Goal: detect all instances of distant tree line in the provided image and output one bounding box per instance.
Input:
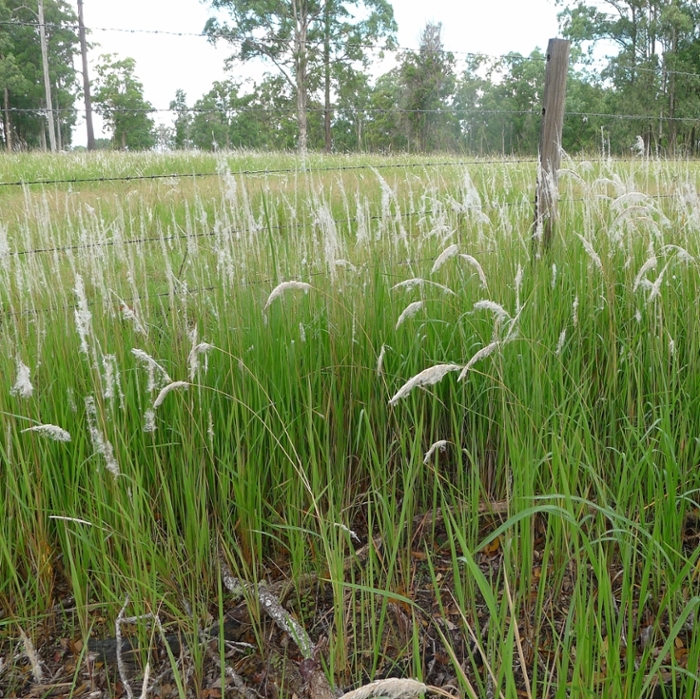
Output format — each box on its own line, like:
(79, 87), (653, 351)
(1, 0), (700, 155)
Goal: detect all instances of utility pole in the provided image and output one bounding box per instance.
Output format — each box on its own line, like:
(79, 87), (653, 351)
(38, 0), (57, 152)
(533, 38), (570, 252)
(77, 0), (95, 150)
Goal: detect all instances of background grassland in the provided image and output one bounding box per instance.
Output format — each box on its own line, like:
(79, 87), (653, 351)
(1, 151), (700, 698)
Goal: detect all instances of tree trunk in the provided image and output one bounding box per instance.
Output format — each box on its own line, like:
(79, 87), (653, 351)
(323, 0), (332, 153)
(78, 0), (96, 150)
(38, 0), (57, 152)
(293, 0), (309, 155)
(667, 23), (678, 157)
(56, 96), (62, 150)
(631, 6), (637, 83)
(4, 87), (11, 152)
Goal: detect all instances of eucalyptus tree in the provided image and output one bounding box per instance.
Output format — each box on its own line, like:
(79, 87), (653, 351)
(202, 0), (396, 154)
(0, 0), (79, 150)
(170, 88), (192, 150)
(556, 0), (700, 153)
(92, 55), (155, 150)
(398, 22), (458, 152)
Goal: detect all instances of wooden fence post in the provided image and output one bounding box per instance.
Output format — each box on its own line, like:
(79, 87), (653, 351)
(534, 38), (570, 252)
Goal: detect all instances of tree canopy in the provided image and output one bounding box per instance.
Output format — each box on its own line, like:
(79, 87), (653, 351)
(0, 0), (79, 150)
(2, 0), (700, 155)
(202, 0), (396, 153)
(92, 55), (155, 150)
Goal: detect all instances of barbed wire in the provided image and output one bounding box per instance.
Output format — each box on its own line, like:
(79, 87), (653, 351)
(8, 106), (543, 116)
(4, 208), (437, 259)
(611, 64), (700, 81)
(0, 157), (540, 189)
(8, 17), (700, 82)
(0, 19), (546, 62)
(10, 103), (700, 127)
(0, 188), (681, 263)
(1, 244), (502, 320)
(565, 111), (700, 123)
(2, 152), (697, 190)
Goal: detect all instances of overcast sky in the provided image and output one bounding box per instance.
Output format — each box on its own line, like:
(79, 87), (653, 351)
(76, 0), (562, 145)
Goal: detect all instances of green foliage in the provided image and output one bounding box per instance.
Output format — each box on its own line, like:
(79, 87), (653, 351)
(557, 0), (700, 154)
(3, 152), (700, 695)
(92, 54), (155, 150)
(170, 88), (192, 150)
(203, 0), (396, 152)
(398, 22), (458, 152)
(0, 0), (79, 150)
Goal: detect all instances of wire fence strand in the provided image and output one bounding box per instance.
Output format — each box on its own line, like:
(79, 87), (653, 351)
(0, 19), (548, 62)
(0, 157), (540, 189)
(1, 187), (684, 261)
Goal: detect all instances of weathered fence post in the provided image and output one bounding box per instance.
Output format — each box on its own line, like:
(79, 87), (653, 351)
(533, 38), (570, 252)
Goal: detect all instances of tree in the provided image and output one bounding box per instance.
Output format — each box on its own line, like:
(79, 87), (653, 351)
(398, 22), (457, 152)
(556, 0), (700, 154)
(0, 0), (25, 150)
(0, 0), (79, 150)
(189, 75), (310, 151)
(190, 79), (253, 150)
(92, 55), (155, 150)
(362, 68), (405, 152)
(330, 65), (373, 151)
(170, 88), (193, 149)
(202, 0), (396, 154)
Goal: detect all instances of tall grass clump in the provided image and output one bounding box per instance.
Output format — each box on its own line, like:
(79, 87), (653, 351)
(1, 151), (700, 697)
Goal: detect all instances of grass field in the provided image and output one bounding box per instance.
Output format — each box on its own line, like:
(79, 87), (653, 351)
(1, 150), (700, 699)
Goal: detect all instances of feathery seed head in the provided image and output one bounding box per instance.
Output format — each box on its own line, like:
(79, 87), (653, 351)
(11, 359), (33, 399)
(458, 341), (500, 381)
(143, 409), (156, 433)
(424, 440), (449, 465)
(73, 274), (92, 355)
(389, 364), (462, 406)
(21, 424), (71, 442)
(339, 678), (428, 699)
(431, 244), (459, 274)
(376, 344), (387, 377)
(473, 300), (510, 324)
(576, 234), (604, 273)
(633, 256), (658, 292)
(459, 254), (488, 289)
(154, 381), (190, 409)
(556, 329), (567, 356)
(264, 281), (311, 311)
(395, 301), (424, 330)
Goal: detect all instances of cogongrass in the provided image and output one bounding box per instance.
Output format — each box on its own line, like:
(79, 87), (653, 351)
(1, 152), (699, 697)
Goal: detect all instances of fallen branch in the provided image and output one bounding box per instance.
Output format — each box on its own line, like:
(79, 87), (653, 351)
(219, 557), (314, 659)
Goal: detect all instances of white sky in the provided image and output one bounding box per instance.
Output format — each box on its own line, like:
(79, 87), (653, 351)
(75, 0), (562, 145)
